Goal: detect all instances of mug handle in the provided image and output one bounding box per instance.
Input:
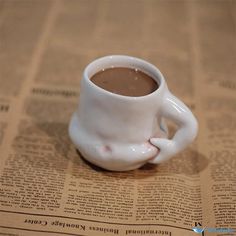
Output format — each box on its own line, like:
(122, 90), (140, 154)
(148, 89), (198, 164)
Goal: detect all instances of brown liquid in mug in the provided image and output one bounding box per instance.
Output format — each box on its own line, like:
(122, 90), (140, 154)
(90, 67), (159, 97)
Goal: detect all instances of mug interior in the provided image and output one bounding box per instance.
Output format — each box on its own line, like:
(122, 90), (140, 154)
(84, 55), (165, 98)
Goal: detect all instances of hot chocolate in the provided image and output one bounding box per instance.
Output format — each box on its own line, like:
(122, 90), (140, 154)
(90, 67), (158, 97)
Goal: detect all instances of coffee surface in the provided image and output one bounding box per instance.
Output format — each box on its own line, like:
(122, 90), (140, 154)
(90, 67), (158, 97)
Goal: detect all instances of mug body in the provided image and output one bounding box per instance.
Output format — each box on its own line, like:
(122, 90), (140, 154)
(69, 55), (168, 171)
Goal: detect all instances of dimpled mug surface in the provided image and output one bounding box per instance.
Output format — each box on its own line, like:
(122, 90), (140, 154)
(69, 55), (198, 171)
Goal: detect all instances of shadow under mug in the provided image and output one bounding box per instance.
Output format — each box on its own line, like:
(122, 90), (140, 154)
(69, 55), (198, 171)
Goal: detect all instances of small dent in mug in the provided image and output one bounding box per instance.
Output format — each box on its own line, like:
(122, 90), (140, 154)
(102, 145), (112, 153)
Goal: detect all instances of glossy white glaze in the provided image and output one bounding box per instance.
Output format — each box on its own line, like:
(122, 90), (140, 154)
(69, 55), (198, 171)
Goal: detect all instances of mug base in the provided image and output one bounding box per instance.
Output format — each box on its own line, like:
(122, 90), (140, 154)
(69, 113), (164, 171)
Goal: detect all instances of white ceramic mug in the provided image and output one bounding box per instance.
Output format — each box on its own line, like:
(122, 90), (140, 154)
(69, 55), (198, 171)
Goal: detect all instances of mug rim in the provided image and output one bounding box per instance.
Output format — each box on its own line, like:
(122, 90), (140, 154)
(83, 55), (165, 100)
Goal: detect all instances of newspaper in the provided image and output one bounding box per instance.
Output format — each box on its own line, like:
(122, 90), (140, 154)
(0, 0), (235, 235)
